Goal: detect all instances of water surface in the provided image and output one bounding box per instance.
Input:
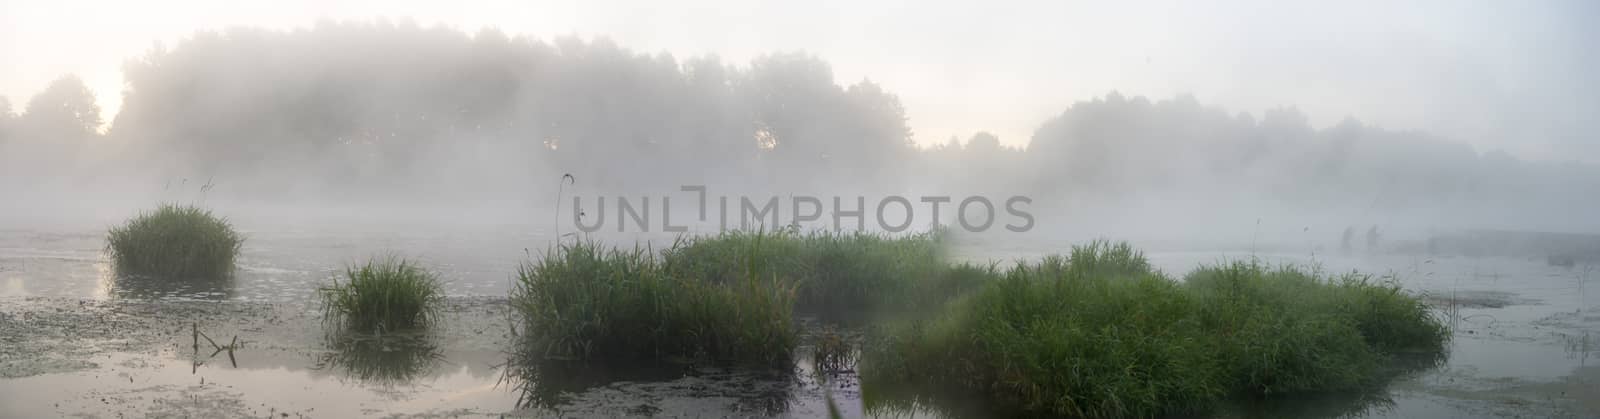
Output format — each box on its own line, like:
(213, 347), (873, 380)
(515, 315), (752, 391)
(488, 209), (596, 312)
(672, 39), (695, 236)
(1, 227), (1594, 417)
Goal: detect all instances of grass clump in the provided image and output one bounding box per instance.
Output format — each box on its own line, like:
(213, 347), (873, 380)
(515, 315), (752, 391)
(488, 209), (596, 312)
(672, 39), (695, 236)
(662, 228), (973, 314)
(319, 257), (444, 333)
(512, 240), (797, 367)
(106, 203), (243, 279)
(1182, 266), (1377, 396)
(1184, 263), (1449, 395)
(863, 242), (1223, 418)
(861, 241), (1450, 418)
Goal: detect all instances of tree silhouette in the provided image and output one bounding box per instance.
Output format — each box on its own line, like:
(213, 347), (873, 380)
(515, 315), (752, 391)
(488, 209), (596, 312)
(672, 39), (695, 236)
(966, 132), (1002, 153)
(0, 22), (1589, 233)
(20, 75), (101, 141)
(102, 24), (920, 199)
(0, 97), (13, 144)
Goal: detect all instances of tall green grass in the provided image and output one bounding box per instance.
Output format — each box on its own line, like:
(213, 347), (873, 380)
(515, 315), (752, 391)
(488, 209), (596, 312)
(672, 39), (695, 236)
(863, 242), (1222, 418)
(105, 204), (243, 279)
(861, 241), (1450, 418)
(662, 228), (976, 314)
(318, 257), (444, 333)
(512, 239), (797, 367)
(1184, 262), (1449, 395)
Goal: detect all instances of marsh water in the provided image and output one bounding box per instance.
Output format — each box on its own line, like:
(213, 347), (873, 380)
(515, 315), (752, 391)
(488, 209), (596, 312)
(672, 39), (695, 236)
(0, 222), (1595, 418)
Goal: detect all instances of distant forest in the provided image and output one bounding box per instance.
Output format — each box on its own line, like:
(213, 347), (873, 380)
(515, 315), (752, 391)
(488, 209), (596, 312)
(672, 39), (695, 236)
(1, 21), (1594, 231)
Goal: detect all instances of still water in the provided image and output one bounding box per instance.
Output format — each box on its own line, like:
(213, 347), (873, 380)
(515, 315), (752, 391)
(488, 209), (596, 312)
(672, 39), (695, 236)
(0, 224), (1594, 418)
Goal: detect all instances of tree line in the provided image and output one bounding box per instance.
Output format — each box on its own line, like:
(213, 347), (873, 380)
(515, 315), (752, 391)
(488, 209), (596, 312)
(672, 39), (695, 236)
(1, 20), (1593, 231)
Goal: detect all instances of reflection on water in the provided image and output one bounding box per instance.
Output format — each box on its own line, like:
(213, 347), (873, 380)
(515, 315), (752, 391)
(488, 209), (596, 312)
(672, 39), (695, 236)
(92, 240), (238, 300)
(1220, 354), (1446, 419)
(861, 352), (1449, 419)
(862, 381), (1407, 419)
(314, 332), (444, 387)
(3, 227), (1598, 417)
(1223, 388), (1399, 419)
(501, 339), (804, 416)
(861, 381), (997, 419)
(1565, 331), (1593, 362)
(107, 270), (236, 300)
(503, 346), (690, 410)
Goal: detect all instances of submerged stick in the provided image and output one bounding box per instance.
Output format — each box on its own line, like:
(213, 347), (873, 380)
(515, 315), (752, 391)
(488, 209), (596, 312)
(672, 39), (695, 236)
(197, 329), (222, 352)
(191, 324), (243, 370)
(226, 335), (238, 368)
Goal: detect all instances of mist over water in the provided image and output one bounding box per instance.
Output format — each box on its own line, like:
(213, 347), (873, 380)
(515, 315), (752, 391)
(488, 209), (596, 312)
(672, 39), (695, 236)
(0, 21), (1594, 250)
(0, 14), (1597, 419)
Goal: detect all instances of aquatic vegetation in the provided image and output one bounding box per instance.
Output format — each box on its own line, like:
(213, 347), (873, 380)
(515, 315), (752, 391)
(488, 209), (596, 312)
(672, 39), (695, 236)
(810, 326), (856, 374)
(1185, 262), (1451, 380)
(864, 243), (1224, 418)
(861, 241), (1451, 418)
(318, 257), (444, 333)
(1184, 263), (1382, 395)
(105, 204), (243, 279)
(662, 228), (972, 313)
(512, 240), (797, 367)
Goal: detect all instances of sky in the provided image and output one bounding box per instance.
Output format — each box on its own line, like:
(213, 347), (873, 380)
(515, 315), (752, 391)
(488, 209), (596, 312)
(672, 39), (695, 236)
(1, 0), (1595, 161)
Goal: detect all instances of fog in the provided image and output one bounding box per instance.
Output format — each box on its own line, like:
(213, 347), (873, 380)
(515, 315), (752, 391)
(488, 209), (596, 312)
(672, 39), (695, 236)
(1, 20), (1596, 250)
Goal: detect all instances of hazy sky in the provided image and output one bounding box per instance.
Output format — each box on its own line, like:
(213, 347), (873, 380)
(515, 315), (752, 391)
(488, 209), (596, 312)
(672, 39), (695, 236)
(1, 0), (1594, 160)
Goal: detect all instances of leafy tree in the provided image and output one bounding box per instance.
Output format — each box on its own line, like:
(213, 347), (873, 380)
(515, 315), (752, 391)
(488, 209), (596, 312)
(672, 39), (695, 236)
(21, 75), (101, 140)
(966, 131), (1002, 152)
